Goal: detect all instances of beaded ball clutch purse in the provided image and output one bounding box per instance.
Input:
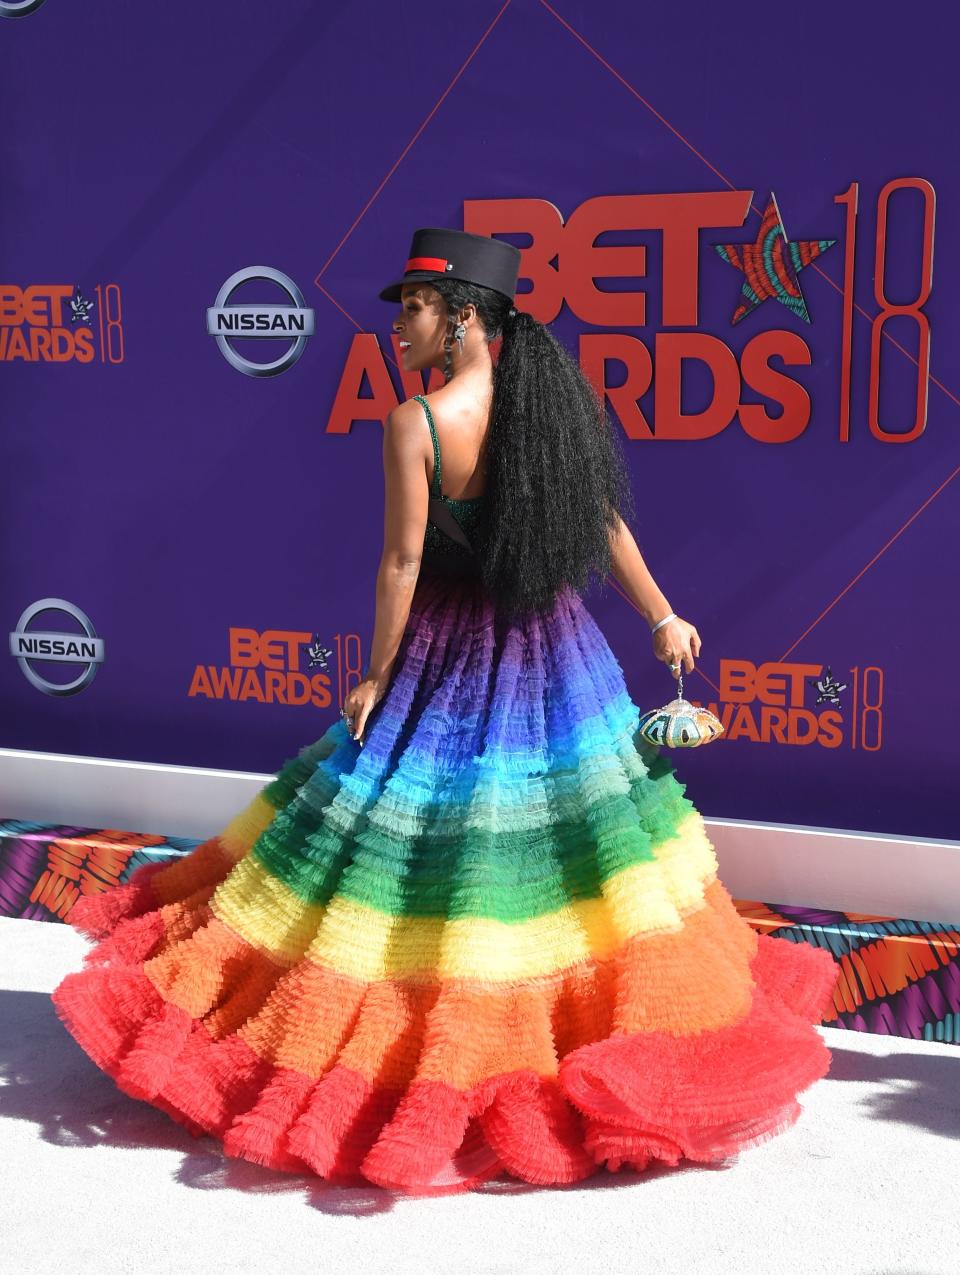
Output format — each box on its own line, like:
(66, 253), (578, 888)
(637, 671), (724, 749)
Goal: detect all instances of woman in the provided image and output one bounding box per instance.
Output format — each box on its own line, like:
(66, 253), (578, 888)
(52, 228), (838, 1196)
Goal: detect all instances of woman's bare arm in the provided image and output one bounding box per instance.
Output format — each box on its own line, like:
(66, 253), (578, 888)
(364, 402), (430, 683)
(607, 512), (673, 627)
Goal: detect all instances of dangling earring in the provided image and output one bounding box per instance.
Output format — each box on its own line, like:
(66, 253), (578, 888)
(442, 316), (465, 383)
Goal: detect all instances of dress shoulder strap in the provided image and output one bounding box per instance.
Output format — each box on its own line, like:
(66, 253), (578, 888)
(413, 394), (442, 498)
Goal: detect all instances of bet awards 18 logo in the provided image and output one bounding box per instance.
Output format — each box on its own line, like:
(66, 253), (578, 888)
(188, 625), (364, 711)
(688, 658), (884, 750)
(0, 284), (116, 364)
(331, 182), (934, 445)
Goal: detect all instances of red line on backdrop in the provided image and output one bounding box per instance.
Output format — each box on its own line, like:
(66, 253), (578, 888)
(607, 458), (960, 675)
(537, 0), (957, 410)
(312, 1), (513, 285)
(776, 460), (960, 663)
(315, 281), (365, 333)
(309, 0), (955, 681)
(536, 0), (736, 192)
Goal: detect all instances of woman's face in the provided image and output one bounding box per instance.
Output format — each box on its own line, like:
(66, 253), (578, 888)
(392, 284), (448, 372)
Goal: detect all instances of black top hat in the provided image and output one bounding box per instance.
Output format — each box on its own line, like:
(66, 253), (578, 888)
(378, 227), (520, 304)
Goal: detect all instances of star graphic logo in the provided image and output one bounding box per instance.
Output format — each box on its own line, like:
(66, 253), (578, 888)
(69, 286), (95, 325)
(714, 192), (836, 325)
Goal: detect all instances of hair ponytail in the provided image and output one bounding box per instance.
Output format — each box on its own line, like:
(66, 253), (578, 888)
(430, 279), (636, 620)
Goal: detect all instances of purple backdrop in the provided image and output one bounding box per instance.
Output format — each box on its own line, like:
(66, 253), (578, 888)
(1, 0), (956, 840)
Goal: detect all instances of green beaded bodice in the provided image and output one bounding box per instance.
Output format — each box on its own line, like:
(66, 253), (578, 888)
(414, 394), (486, 574)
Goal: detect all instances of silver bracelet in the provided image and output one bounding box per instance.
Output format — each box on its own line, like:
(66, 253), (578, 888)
(650, 611), (676, 634)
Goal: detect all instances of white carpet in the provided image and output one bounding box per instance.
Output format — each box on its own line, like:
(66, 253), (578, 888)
(2, 916), (957, 1275)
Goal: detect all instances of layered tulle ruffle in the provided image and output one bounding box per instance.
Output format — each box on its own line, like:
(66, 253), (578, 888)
(52, 565), (838, 1194)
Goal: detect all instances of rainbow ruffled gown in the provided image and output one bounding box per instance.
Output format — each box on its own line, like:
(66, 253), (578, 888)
(52, 495), (838, 1195)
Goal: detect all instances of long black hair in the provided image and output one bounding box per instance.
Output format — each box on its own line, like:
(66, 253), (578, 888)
(429, 276), (636, 619)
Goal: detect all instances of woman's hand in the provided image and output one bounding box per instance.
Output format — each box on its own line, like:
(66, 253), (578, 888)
(651, 615), (702, 679)
(341, 676), (385, 745)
